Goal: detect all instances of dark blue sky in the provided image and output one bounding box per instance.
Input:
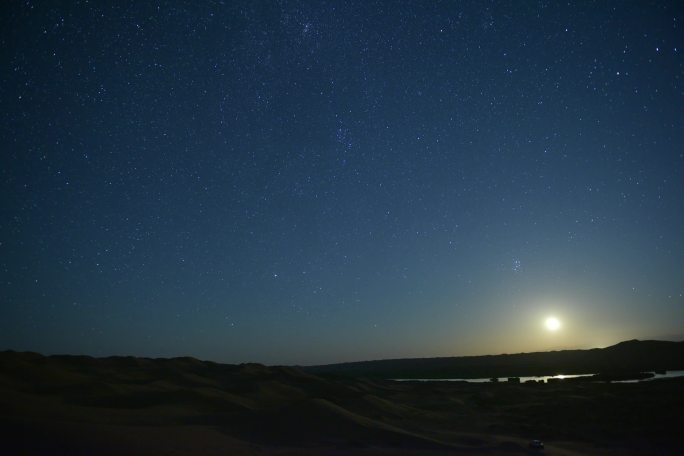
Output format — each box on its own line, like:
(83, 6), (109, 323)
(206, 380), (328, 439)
(2, 1), (683, 364)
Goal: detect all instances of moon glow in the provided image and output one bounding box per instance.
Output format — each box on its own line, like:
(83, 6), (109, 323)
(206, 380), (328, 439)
(545, 317), (561, 331)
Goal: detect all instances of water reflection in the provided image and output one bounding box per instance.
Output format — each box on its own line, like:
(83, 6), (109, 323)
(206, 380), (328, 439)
(393, 370), (684, 383)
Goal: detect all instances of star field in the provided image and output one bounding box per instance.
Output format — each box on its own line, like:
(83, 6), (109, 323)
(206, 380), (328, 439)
(1, 1), (683, 364)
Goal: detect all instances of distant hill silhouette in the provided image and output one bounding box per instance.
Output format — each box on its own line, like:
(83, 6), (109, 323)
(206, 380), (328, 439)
(303, 339), (684, 378)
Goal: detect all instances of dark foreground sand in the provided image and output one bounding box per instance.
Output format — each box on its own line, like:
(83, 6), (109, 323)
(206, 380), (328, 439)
(1, 351), (682, 455)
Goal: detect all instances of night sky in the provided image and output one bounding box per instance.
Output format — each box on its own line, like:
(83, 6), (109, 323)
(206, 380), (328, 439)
(2, 1), (683, 365)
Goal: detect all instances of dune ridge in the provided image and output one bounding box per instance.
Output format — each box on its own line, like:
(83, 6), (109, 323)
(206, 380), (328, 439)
(1, 344), (683, 455)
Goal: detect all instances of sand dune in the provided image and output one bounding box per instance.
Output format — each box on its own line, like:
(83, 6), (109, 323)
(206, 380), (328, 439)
(1, 350), (682, 455)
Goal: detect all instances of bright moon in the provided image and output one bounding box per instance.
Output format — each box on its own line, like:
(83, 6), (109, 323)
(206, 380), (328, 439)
(545, 317), (561, 331)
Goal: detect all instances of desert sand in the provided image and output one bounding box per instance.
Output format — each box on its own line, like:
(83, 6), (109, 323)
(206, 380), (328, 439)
(1, 350), (682, 455)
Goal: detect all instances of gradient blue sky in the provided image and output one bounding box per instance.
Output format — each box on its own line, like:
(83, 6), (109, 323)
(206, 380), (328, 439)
(2, 1), (683, 365)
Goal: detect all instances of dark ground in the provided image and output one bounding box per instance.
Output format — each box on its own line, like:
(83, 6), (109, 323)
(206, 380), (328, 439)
(1, 350), (683, 455)
(304, 339), (684, 379)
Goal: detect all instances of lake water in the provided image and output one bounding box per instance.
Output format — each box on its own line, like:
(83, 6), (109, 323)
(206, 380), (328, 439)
(392, 370), (684, 383)
(613, 369), (684, 383)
